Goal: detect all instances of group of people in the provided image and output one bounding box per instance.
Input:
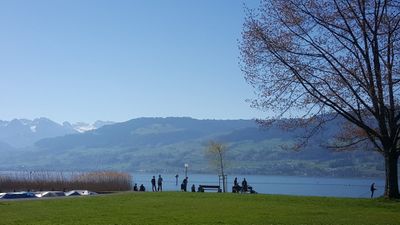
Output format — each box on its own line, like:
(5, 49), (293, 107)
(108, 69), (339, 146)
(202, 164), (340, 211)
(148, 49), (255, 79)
(133, 175), (256, 194)
(134, 175), (377, 198)
(232, 177), (254, 193)
(132, 174), (191, 192)
(151, 175), (164, 192)
(175, 174), (190, 192)
(132, 174), (164, 192)
(133, 183), (145, 192)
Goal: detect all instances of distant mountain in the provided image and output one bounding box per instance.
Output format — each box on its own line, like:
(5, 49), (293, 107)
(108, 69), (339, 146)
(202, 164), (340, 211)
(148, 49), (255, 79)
(35, 117), (255, 150)
(0, 140), (15, 153)
(0, 118), (78, 148)
(71, 120), (115, 133)
(0, 116), (384, 178)
(0, 118), (116, 147)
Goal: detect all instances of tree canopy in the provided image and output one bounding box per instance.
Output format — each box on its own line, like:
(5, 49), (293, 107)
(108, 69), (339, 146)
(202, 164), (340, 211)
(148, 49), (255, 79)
(240, 0), (400, 198)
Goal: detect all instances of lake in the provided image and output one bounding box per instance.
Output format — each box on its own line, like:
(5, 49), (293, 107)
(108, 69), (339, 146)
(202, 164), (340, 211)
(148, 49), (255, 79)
(132, 173), (386, 198)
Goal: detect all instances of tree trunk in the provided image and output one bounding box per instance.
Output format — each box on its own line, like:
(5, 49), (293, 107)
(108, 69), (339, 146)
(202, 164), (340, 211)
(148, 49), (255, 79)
(219, 152), (225, 192)
(384, 152), (400, 199)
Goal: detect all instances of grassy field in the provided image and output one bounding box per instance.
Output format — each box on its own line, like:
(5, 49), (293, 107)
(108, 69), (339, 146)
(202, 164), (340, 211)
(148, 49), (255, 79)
(0, 192), (399, 225)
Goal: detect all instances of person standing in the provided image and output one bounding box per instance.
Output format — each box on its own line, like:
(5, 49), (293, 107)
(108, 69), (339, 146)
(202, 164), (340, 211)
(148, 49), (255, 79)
(151, 176), (157, 192)
(158, 175), (163, 192)
(182, 177), (188, 192)
(370, 183), (377, 198)
(175, 174), (179, 186)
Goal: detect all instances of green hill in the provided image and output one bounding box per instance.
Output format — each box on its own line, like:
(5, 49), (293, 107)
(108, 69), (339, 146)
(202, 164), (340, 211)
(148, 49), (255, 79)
(0, 117), (385, 177)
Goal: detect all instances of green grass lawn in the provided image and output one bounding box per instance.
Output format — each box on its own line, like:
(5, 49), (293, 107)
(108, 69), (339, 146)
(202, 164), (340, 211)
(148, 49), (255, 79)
(0, 192), (399, 225)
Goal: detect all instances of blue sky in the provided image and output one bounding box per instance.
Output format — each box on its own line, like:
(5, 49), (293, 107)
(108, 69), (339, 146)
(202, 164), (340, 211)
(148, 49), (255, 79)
(0, 0), (263, 123)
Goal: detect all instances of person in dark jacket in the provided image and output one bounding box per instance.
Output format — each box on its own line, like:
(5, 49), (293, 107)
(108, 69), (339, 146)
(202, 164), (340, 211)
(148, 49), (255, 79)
(191, 184), (196, 192)
(139, 184), (145, 192)
(181, 183), (185, 191)
(233, 177), (241, 193)
(151, 176), (157, 192)
(242, 178), (248, 193)
(181, 177), (188, 192)
(158, 175), (163, 192)
(370, 182), (377, 198)
(175, 174), (179, 186)
(133, 183), (138, 191)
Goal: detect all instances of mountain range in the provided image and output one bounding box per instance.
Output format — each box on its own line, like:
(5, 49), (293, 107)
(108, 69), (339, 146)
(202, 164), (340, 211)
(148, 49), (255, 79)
(0, 118), (114, 148)
(0, 117), (385, 178)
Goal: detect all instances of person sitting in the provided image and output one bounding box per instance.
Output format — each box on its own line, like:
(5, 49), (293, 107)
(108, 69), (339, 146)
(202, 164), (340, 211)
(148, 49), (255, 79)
(232, 184), (241, 193)
(242, 178), (248, 193)
(191, 184), (196, 192)
(139, 184), (146, 192)
(133, 183), (138, 191)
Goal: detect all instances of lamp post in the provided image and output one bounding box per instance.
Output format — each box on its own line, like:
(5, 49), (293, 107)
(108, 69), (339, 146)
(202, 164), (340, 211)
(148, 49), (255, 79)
(184, 163), (188, 177)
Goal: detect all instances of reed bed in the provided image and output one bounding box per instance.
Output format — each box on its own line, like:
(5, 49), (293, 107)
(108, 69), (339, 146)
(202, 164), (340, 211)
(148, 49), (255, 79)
(0, 171), (132, 193)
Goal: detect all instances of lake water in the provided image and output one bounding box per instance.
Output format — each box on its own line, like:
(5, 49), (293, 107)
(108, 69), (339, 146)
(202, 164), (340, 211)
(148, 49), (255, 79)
(132, 173), (386, 198)
(0, 171), (387, 198)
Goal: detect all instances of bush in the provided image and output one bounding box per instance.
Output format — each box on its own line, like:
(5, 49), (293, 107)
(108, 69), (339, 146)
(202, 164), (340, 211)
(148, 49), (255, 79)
(0, 171), (132, 193)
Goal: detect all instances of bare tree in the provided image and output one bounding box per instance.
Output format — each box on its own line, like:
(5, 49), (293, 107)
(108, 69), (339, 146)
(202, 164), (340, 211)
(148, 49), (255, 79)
(240, 0), (400, 198)
(206, 141), (227, 192)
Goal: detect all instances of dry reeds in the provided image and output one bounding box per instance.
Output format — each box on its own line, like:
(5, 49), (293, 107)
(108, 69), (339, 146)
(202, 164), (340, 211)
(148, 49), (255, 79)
(0, 171), (132, 193)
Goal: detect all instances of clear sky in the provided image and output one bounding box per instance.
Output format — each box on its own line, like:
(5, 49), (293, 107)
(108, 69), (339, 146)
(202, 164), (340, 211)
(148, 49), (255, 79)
(0, 0), (263, 123)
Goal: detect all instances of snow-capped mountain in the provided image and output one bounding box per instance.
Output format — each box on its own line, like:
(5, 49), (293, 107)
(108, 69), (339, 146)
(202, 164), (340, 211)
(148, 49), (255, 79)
(71, 120), (115, 133)
(0, 118), (77, 148)
(0, 118), (114, 148)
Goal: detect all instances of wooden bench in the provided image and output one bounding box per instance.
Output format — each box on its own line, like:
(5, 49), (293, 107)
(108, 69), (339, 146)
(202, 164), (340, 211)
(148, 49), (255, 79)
(198, 185), (221, 192)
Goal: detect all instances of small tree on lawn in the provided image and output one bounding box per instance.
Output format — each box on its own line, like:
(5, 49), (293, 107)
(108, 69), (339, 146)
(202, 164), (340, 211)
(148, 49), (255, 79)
(206, 141), (228, 192)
